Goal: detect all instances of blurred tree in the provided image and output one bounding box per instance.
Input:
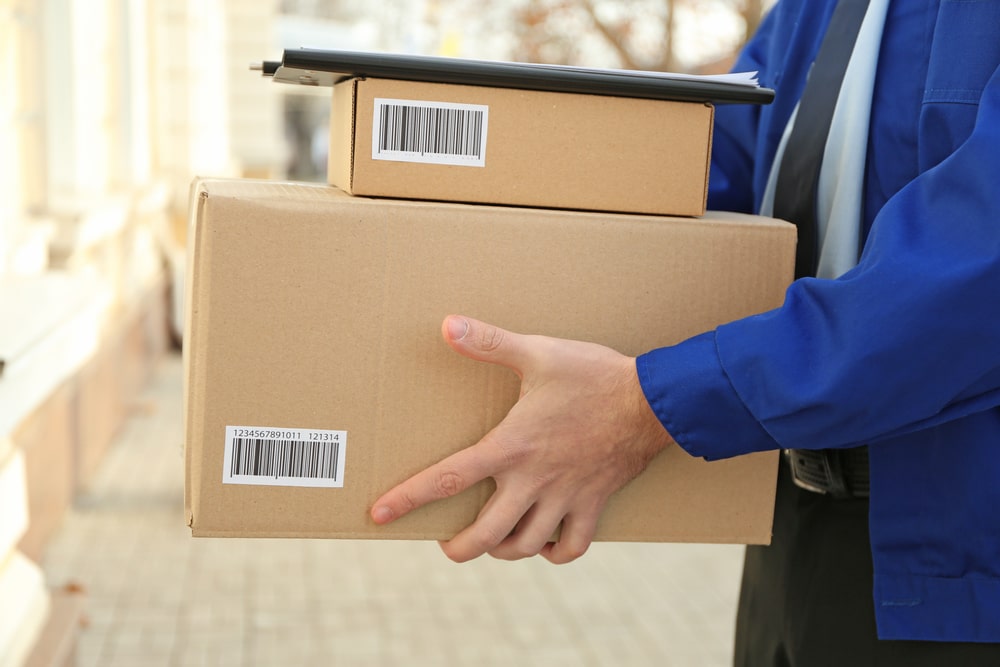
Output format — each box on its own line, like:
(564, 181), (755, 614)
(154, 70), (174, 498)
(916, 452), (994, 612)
(275, 1), (771, 72)
(508, 0), (772, 72)
(740, 0), (766, 42)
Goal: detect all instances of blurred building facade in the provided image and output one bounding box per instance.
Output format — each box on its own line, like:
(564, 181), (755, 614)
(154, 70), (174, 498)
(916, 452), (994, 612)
(0, 1), (285, 663)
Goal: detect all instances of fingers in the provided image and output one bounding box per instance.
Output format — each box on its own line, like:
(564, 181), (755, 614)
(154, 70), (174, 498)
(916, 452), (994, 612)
(447, 499), (601, 564)
(373, 316), (533, 527)
(540, 510), (600, 565)
(373, 315), (626, 566)
(370, 441), (503, 526)
(441, 315), (533, 373)
(485, 503), (564, 561)
(440, 487), (537, 563)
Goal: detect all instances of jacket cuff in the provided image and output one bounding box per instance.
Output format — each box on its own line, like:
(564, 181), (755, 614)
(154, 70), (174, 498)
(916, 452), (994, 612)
(636, 331), (780, 460)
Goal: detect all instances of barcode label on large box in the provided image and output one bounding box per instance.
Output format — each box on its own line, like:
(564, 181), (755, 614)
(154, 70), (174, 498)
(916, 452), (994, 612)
(372, 98), (488, 167)
(223, 426), (346, 488)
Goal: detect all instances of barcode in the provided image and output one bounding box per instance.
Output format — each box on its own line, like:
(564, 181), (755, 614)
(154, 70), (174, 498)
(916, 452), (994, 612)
(372, 98), (488, 167)
(223, 426), (346, 488)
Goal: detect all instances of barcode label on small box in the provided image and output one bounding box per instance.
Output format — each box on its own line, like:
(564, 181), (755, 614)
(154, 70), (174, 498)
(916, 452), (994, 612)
(223, 426), (346, 488)
(372, 98), (488, 167)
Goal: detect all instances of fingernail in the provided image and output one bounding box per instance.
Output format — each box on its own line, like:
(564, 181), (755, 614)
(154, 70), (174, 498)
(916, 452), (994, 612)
(372, 506), (394, 524)
(446, 317), (469, 341)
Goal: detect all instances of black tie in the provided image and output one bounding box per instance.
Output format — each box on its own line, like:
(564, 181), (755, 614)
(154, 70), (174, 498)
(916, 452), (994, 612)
(772, 0), (872, 279)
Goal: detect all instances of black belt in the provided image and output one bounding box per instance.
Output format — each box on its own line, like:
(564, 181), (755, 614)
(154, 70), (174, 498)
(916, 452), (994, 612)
(785, 446), (870, 499)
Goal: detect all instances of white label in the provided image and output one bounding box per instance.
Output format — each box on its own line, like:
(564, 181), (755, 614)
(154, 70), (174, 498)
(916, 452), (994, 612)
(372, 98), (488, 167)
(223, 426), (346, 488)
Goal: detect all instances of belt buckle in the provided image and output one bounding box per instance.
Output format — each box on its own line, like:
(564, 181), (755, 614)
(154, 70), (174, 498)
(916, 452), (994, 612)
(784, 449), (832, 495)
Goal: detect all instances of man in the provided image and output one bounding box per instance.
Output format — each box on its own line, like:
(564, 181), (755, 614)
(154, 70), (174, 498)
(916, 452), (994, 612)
(371, 0), (1000, 662)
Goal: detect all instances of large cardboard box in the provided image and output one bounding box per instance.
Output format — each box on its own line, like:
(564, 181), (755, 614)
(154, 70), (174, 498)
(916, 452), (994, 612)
(184, 179), (796, 543)
(329, 77), (714, 217)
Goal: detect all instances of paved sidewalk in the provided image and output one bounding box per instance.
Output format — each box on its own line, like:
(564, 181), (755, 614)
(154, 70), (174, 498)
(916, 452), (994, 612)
(41, 352), (746, 667)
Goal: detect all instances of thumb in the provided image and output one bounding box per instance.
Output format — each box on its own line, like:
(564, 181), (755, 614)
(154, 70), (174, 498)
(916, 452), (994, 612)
(441, 315), (528, 372)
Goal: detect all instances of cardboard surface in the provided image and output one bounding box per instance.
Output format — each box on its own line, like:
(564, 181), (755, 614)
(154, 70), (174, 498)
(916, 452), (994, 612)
(184, 179), (796, 543)
(329, 78), (714, 217)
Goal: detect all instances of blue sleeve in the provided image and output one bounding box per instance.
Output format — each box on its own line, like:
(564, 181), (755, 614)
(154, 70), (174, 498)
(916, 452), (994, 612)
(639, 62), (1000, 461)
(637, 331), (778, 461)
(706, 9), (774, 214)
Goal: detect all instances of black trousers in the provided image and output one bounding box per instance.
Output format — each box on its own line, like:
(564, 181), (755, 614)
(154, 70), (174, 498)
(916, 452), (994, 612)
(733, 459), (1000, 667)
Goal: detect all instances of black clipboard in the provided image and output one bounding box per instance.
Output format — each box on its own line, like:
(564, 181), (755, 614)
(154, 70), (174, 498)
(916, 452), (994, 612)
(259, 48), (774, 105)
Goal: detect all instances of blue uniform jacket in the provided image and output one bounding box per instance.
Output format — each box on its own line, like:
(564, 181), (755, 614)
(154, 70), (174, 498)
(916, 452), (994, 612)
(636, 0), (1000, 642)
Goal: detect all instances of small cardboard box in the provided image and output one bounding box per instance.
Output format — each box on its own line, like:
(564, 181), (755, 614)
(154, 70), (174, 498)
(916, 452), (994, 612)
(184, 179), (796, 543)
(329, 77), (714, 217)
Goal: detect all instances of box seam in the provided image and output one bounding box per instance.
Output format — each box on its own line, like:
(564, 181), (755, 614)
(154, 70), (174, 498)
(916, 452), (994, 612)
(183, 180), (211, 530)
(701, 103), (715, 216)
(350, 78), (360, 191)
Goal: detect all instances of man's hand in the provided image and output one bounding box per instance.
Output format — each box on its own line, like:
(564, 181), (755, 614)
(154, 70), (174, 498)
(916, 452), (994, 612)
(370, 315), (674, 564)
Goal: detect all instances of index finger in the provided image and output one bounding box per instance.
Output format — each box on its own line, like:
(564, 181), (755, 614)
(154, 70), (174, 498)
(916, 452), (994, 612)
(370, 439), (502, 525)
